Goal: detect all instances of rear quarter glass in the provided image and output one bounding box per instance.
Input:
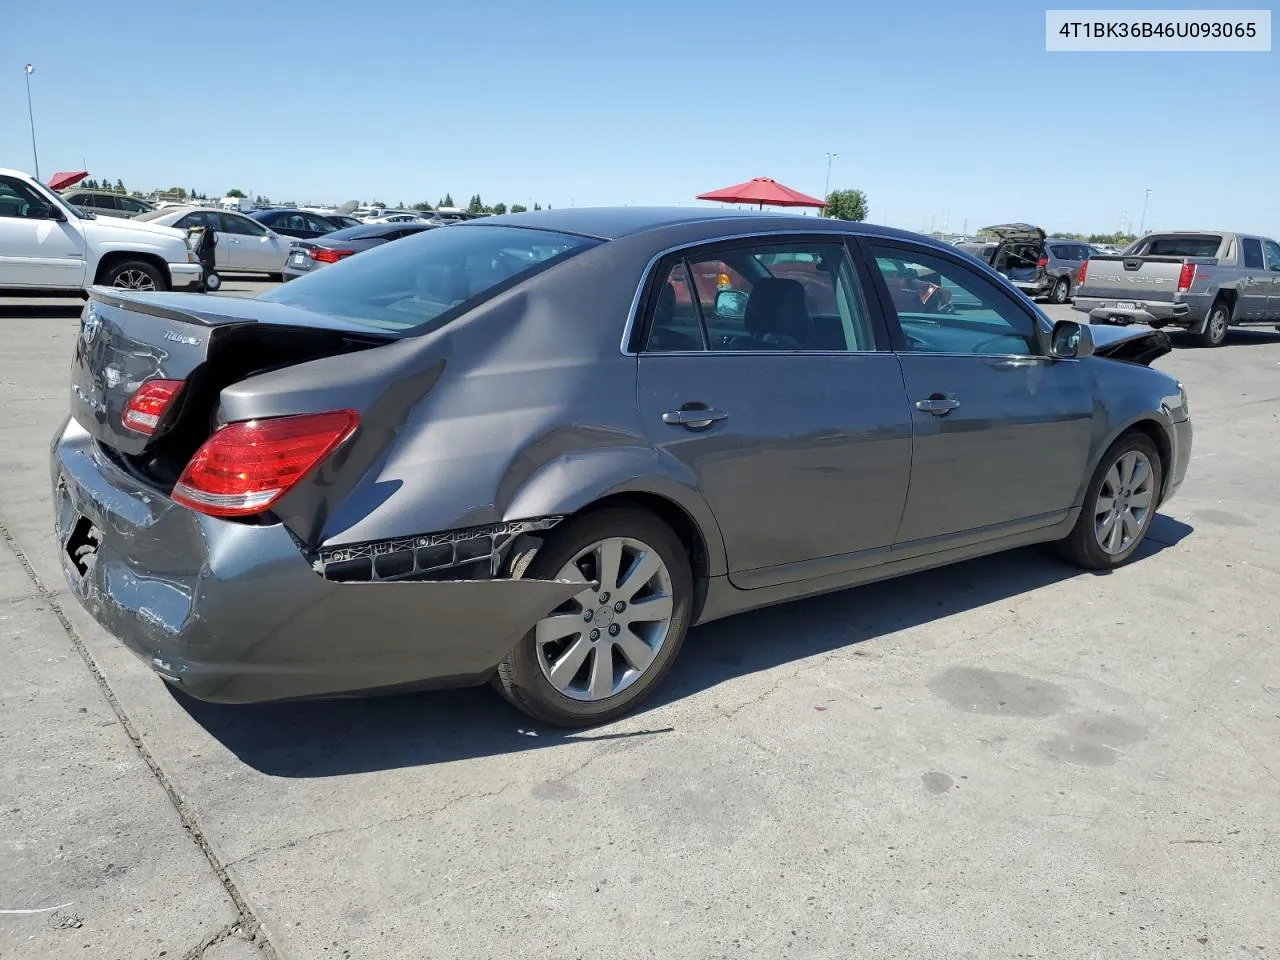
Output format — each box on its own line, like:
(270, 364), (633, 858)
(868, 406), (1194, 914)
(260, 225), (599, 333)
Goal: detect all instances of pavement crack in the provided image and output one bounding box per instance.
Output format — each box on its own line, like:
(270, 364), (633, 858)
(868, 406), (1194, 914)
(0, 521), (278, 960)
(228, 739), (641, 870)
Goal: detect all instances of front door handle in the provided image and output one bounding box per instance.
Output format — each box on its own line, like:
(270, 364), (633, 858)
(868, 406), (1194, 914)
(662, 406), (728, 428)
(915, 394), (960, 416)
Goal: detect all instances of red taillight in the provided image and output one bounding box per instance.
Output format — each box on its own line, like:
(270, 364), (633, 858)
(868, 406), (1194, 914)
(308, 247), (355, 263)
(1037, 255), (1048, 269)
(1177, 262), (1197, 293)
(1077, 260), (1089, 285)
(122, 379), (184, 435)
(171, 410), (359, 518)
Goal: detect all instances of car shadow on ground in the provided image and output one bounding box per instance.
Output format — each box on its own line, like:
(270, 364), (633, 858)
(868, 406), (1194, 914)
(1171, 328), (1280, 348)
(0, 302), (84, 319)
(176, 514), (1193, 778)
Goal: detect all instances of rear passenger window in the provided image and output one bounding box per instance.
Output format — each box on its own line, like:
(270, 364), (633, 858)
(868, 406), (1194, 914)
(1242, 238), (1265, 270)
(645, 263), (705, 352)
(644, 241), (877, 353)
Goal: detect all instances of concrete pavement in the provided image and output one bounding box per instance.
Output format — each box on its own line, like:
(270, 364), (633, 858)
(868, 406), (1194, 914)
(1, 291), (1277, 958)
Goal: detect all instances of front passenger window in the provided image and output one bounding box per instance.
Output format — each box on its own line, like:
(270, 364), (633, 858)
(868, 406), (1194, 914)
(0, 176), (56, 219)
(1263, 240), (1280, 271)
(868, 244), (1039, 356)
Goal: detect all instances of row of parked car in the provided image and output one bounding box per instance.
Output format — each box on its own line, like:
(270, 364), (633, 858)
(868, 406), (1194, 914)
(951, 223), (1280, 347)
(955, 225), (1102, 305)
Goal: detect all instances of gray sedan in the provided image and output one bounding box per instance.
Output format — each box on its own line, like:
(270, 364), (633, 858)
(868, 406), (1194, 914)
(51, 209), (1192, 726)
(281, 221), (437, 280)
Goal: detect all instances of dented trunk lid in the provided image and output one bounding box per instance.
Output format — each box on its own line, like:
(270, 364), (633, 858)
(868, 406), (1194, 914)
(70, 288), (393, 458)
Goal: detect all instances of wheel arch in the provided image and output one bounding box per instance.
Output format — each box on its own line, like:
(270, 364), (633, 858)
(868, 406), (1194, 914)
(1098, 416), (1175, 500)
(93, 251), (169, 288)
(501, 446), (728, 585)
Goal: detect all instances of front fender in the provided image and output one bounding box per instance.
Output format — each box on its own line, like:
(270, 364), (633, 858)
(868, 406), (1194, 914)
(502, 445), (728, 577)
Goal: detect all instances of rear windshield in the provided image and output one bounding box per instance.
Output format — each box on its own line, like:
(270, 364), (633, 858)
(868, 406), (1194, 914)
(260, 224), (599, 331)
(1139, 235), (1222, 258)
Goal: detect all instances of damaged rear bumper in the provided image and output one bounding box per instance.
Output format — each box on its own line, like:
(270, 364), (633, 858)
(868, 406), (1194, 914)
(49, 416), (583, 704)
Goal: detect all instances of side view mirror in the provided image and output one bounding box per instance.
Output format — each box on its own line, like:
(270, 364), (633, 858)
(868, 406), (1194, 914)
(30, 201), (64, 222)
(714, 289), (748, 320)
(1050, 319), (1094, 359)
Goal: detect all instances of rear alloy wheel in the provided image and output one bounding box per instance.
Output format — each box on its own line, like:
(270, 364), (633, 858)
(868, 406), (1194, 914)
(1195, 301), (1230, 347)
(495, 507), (692, 727)
(102, 259), (166, 292)
(1050, 276), (1071, 304)
(1055, 432), (1163, 570)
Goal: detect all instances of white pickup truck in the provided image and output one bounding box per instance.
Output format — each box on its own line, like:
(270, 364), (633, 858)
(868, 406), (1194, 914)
(0, 167), (202, 295)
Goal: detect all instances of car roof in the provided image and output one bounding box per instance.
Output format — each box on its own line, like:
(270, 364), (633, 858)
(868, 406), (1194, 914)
(454, 206), (926, 244)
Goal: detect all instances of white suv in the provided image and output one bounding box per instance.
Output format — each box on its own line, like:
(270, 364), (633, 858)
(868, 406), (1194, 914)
(0, 168), (202, 294)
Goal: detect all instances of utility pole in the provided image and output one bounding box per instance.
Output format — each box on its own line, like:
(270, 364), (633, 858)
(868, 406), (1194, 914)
(24, 64), (40, 180)
(824, 152), (838, 200)
(1138, 188), (1151, 236)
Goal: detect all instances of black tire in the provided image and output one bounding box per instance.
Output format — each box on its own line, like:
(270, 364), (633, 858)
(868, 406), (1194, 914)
(1194, 300), (1230, 347)
(1049, 276), (1071, 304)
(1055, 432), (1163, 570)
(494, 507), (693, 727)
(100, 259), (167, 292)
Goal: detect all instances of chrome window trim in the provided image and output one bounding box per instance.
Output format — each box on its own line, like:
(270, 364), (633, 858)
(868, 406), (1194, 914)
(619, 228), (865, 357)
(639, 350), (1062, 361)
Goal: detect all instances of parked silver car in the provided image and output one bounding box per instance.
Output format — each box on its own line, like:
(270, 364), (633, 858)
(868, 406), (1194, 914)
(135, 207), (294, 278)
(1074, 231), (1280, 347)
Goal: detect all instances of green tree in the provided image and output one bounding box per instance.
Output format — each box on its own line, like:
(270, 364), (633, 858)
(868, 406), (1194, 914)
(226, 188), (246, 198)
(510, 203), (527, 213)
(468, 194), (484, 214)
(533, 203), (541, 211)
(169, 187), (188, 199)
(1087, 232), (1137, 245)
(441, 193), (454, 208)
(115, 178), (126, 194)
(821, 188), (868, 222)
(411, 201), (433, 211)
(190, 187), (198, 199)
(491, 202), (507, 215)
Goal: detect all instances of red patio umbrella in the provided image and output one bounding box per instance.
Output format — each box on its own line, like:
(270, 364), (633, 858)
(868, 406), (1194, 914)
(46, 170), (89, 191)
(696, 176), (826, 210)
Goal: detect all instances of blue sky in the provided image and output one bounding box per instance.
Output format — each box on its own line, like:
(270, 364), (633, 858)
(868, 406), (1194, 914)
(3, 0), (1276, 234)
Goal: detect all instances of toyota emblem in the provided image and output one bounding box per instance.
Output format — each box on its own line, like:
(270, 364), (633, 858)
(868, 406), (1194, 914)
(81, 308), (101, 344)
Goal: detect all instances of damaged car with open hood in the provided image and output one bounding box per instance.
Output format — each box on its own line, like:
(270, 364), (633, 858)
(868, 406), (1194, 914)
(52, 209), (1191, 727)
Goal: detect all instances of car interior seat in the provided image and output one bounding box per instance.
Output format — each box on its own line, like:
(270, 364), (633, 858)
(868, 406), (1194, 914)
(744, 277), (812, 349)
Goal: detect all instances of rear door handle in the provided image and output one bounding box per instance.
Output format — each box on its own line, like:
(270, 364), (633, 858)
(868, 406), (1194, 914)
(915, 395), (960, 416)
(662, 407), (728, 428)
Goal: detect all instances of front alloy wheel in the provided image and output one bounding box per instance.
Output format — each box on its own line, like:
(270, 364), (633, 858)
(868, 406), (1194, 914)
(1094, 450), (1155, 556)
(495, 507), (692, 727)
(1055, 432), (1163, 570)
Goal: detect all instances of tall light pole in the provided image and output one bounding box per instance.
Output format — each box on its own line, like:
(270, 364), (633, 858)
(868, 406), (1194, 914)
(24, 64), (40, 180)
(824, 152), (838, 200)
(1138, 188), (1152, 236)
